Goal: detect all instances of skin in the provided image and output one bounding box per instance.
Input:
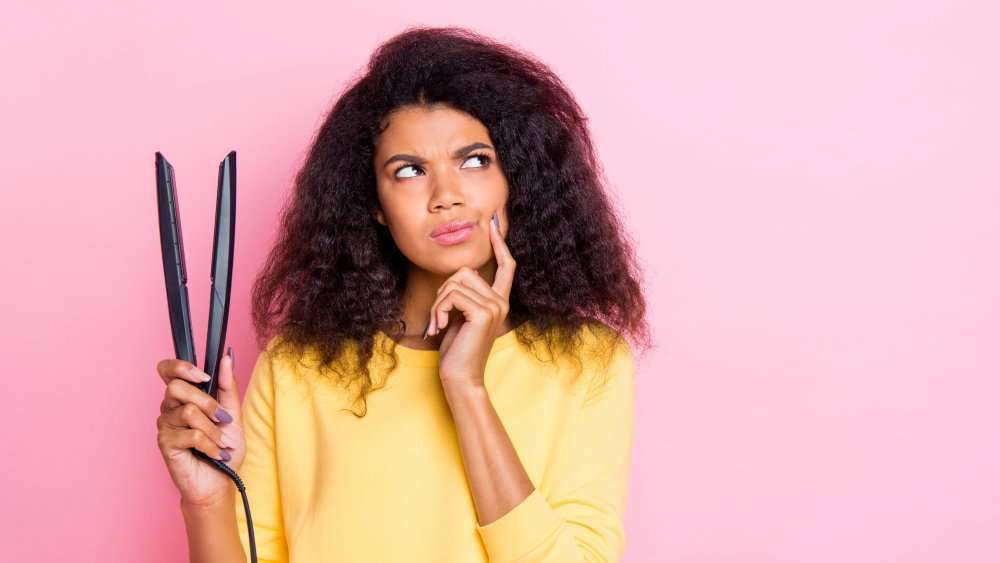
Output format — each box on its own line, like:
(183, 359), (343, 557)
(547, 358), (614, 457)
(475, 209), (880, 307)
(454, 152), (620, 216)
(372, 105), (535, 525)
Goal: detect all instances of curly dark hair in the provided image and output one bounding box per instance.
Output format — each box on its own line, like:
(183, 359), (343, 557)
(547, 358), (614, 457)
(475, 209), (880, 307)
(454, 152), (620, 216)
(251, 25), (652, 416)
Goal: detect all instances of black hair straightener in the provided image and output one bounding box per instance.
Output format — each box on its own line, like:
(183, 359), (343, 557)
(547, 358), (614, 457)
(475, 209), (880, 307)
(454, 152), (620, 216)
(155, 151), (257, 562)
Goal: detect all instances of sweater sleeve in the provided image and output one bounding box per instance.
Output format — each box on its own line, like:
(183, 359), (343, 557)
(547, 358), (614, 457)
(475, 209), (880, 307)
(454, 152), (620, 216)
(234, 345), (290, 563)
(475, 338), (636, 562)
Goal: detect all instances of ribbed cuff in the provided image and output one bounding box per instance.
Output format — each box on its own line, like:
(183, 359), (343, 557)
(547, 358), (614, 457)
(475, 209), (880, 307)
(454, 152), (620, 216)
(475, 488), (564, 560)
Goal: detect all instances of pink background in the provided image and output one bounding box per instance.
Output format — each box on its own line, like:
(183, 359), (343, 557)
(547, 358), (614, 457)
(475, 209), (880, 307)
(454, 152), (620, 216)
(1, 1), (997, 561)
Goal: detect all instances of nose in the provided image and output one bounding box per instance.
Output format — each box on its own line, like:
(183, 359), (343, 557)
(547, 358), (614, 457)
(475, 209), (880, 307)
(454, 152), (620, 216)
(428, 168), (465, 211)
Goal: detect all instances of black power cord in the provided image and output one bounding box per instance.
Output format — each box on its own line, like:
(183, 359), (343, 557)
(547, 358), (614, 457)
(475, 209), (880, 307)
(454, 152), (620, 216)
(193, 450), (257, 563)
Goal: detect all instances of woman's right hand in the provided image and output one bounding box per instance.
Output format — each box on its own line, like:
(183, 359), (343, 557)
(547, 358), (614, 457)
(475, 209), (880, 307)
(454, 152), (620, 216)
(156, 349), (247, 507)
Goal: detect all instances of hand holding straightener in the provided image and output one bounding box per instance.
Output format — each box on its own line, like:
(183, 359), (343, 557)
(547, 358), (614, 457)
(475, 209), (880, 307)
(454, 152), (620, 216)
(156, 351), (246, 506)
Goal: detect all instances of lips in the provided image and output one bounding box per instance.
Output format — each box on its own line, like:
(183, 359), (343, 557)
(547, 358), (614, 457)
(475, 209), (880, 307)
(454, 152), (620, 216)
(430, 220), (474, 238)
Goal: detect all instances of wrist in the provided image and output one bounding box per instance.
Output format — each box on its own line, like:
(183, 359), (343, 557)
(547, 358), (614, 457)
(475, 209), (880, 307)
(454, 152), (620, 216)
(180, 490), (235, 516)
(442, 380), (489, 408)
(442, 378), (487, 393)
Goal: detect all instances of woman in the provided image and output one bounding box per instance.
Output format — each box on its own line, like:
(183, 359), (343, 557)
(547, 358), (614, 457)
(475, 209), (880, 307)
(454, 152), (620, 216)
(156, 26), (651, 562)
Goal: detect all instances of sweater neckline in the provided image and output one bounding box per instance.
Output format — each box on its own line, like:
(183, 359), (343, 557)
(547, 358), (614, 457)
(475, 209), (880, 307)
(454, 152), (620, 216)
(375, 324), (522, 367)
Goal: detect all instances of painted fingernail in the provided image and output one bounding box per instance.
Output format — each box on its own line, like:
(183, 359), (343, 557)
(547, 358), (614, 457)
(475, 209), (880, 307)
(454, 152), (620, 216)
(215, 407), (233, 424)
(219, 450), (232, 462)
(189, 368), (212, 382)
(492, 211), (499, 231)
(422, 321), (429, 340)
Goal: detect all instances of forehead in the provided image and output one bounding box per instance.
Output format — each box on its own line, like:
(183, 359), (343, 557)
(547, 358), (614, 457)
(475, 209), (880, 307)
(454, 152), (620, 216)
(375, 106), (490, 152)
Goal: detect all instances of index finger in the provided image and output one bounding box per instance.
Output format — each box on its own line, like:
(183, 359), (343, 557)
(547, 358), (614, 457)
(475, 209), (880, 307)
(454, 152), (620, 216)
(156, 358), (213, 386)
(489, 210), (516, 297)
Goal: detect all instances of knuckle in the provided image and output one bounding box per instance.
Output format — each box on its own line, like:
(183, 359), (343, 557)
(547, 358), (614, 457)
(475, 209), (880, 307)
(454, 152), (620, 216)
(179, 402), (200, 422)
(166, 377), (185, 395)
(159, 428), (181, 450)
(160, 359), (189, 379)
(190, 429), (209, 448)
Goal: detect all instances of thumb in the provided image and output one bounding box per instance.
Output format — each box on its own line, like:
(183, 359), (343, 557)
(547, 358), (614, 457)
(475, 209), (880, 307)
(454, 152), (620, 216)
(217, 346), (241, 424)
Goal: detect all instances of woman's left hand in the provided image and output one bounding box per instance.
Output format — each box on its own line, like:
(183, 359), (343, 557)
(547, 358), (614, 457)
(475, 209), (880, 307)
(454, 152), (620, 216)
(427, 213), (516, 386)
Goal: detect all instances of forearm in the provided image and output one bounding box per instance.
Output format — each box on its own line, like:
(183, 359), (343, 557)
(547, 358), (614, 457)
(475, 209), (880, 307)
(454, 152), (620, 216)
(180, 490), (247, 563)
(443, 380), (535, 526)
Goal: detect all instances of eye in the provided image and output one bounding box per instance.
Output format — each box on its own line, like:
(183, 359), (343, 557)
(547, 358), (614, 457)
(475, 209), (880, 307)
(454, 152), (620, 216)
(392, 153), (492, 179)
(461, 153), (491, 169)
(394, 164), (423, 179)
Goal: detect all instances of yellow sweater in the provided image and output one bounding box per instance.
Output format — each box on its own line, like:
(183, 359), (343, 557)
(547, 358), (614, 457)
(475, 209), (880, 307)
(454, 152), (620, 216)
(235, 323), (635, 562)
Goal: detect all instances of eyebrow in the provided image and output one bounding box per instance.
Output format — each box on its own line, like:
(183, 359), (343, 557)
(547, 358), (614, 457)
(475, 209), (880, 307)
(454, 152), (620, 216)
(381, 142), (494, 170)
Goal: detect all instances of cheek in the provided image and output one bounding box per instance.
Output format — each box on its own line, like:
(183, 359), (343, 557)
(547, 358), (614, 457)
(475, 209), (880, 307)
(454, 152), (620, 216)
(394, 224), (423, 249)
(383, 210), (426, 254)
(491, 178), (509, 206)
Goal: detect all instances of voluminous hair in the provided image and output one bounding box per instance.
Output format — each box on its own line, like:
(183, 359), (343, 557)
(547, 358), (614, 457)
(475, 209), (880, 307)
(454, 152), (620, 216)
(251, 25), (652, 417)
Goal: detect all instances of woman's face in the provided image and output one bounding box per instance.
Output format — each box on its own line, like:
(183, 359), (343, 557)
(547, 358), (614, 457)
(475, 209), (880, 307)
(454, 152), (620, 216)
(373, 105), (509, 276)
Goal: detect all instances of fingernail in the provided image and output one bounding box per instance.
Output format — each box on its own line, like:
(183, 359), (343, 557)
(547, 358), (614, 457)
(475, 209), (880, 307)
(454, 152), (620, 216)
(422, 321), (429, 340)
(492, 211), (499, 231)
(219, 450), (232, 462)
(215, 407), (233, 424)
(189, 368), (212, 382)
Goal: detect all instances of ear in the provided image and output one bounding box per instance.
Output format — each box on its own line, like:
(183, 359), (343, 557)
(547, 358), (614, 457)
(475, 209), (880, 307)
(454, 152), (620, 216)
(373, 208), (386, 227)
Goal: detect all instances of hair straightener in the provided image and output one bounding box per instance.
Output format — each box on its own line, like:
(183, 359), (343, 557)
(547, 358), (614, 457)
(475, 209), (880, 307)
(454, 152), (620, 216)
(155, 150), (257, 562)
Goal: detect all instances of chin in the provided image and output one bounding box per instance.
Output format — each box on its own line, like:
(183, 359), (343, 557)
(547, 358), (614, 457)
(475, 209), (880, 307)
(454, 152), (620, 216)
(422, 247), (494, 276)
